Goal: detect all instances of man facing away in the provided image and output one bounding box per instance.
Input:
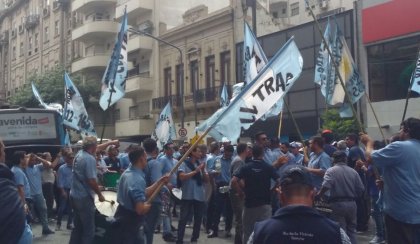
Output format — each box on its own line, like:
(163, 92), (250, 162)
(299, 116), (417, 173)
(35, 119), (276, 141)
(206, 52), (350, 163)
(249, 165), (351, 244)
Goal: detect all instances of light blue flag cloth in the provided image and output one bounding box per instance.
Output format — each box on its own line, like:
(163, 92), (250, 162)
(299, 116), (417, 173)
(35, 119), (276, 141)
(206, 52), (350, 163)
(220, 83), (229, 107)
(339, 103), (353, 118)
(31, 82), (63, 115)
(64, 131), (71, 146)
(151, 102), (177, 150)
(410, 50), (420, 94)
(99, 9), (128, 110)
(197, 38), (303, 142)
(63, 72), (97, 137)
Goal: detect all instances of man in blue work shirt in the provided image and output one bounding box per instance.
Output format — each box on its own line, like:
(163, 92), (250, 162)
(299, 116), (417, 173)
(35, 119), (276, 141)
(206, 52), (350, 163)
(25, 153), (55, 235)
(362, 118), (420, 244)
(304, 136), (332, 191)
(208, 144), (234, 238)
(110, 146), (169, 244)
(56, 152), (74, 231)
(290, 142), (304, 165)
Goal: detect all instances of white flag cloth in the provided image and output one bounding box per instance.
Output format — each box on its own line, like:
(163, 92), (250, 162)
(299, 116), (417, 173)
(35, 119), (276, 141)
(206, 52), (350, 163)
(197, 38), (303, 142)
(152, 102), (177, 150)
(410, 50), (420, 94)
(99, 10), (128, 110)
(220, 84), (229, 107)
(63, 72), (97, 137)
(31, 82), (63, 115)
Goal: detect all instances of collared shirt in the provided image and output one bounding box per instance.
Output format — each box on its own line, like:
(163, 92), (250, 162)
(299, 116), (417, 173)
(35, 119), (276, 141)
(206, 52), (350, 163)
(178, 160), (205, 202)
(308, 151), (332, 190)
(117, 165), (146, 211)
(25, 164), (44, 196)
(206, 153), (218, 172)
(211, 155), (232, 184)
(144, 154), (164, 203)
(159, 155), (177, 186)
(271, 148), (283, 161)
(11, 166), (31, 199)
(119, 153), (131, 170)
(293, 153), (304, 165)
(372, 139), (420, 224)
(57, 164), (73, 189)
(104, 156), (121, 172)
(322, 163), (364, 199)
(263, 147), (275, 165)
(70, 150), (97, 199)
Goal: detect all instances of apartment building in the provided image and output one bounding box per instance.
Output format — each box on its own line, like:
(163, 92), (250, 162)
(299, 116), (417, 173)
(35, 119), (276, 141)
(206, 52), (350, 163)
(0, 0), (71, 106)
(155, 5), (235, 142)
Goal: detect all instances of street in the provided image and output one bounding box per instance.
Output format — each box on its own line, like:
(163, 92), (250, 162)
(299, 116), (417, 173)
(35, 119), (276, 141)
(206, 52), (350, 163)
(32, 214), (376, 244)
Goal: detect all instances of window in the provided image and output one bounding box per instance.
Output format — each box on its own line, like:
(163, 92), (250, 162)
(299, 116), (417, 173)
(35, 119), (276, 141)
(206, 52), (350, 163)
(291, 2), (299, 16)
(19, 42), (23, 56)
(114, 109), (120, 121)
(44, 26), (49, 41)
(54, 20), (59, 36)
(190, 60), (199, 92)
(175, 63), (183, 96)
(163, 67), (172, 97)
(272, 12), (278, 18)
(34, 33), (39, 51)
(28, 37), (32, 50)
(129, 106), (139, 119)
(205, 55), (215, 88)
(138, 101), (150, 117)
(220, 51), (231, 85)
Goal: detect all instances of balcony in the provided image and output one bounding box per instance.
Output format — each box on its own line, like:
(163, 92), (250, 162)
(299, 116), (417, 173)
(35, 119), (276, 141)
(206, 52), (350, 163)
(71, 53), (111, 73)
(72, 0), (116, 13)
(125, 72), (154, 98)
(115, 118), (154, 137)
(115, 0), (153, 20)
(127, 34), (153, 52)
(152, 95), (182, 110)
(72, 19), (118, 41)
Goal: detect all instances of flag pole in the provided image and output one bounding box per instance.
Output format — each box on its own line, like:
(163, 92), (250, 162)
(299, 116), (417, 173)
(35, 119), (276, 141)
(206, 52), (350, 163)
(147, 126), (212, 203)
(401, 48), (419, 123)
(277, 111), (283, 138)
(99, 90), (114, 144)
(283, 100), (305, 143)
(305, 0), (364, 133)
(365, 95), (387, 143)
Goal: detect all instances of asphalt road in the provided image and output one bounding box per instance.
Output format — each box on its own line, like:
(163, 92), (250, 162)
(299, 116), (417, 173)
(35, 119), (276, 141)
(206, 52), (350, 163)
(32, 214), (377, 244)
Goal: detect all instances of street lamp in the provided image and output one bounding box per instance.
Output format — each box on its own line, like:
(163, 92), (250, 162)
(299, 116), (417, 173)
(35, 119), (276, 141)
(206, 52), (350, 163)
(128, 27), (185, 130)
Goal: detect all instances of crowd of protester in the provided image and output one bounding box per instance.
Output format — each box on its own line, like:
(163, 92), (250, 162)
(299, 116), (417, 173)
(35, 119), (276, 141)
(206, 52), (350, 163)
(0, 117), (419, 244)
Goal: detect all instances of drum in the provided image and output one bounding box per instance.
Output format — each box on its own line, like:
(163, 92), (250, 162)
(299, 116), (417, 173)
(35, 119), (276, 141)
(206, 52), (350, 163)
(103, 172), (121, 188)
(94, 189), (118, 244)
(170, 188), (182, 204)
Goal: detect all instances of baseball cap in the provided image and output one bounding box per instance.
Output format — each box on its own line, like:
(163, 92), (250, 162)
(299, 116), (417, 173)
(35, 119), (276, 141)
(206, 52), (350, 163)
(280, 165), (313, 187)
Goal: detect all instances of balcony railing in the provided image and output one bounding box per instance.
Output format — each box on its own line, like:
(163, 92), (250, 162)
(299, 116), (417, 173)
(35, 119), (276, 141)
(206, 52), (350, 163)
(152, 85), (233, 110)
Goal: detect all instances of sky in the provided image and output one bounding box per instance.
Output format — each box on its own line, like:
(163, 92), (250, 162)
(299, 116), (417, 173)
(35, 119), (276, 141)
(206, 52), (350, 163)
(160, 0), (230, 28)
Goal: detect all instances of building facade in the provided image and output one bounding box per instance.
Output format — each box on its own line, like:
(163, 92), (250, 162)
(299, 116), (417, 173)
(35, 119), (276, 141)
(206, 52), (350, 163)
(155, 5), (236, 142)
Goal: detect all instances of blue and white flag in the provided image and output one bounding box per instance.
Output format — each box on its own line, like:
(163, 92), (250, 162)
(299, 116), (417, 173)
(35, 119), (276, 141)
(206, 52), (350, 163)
(197, 38), (303, 142)
(220, 84), (229, 107)
(32, 82), (63, 115)
(63, 72), (97, 137)
(410, 50), (420, 94)
(99, 9), (128, 110)
(152, 102), (177, 150)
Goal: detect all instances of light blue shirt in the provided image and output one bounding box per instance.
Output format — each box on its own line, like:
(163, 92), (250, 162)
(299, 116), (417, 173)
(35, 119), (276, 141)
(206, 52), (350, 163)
(308, 151), (332, 190)
(25, 164), (44, 196)
(145, 154), (164, 203)
(11, 166), (31, 199)
(206, 153), (218, 172)
(293, 153), (304, 165)
(271, 148), (283, 160)
(117, 165), (146, 211)
(372, 139), (420, 224)
(57, 164), (73, 189)
(70, 150), (97, 199)
(178, 160), (205, 202)
(211, 155), (232, 184)
(119, 153), (131, 170)
(263, 147), (275, 165)
(159, 155), (177, 186)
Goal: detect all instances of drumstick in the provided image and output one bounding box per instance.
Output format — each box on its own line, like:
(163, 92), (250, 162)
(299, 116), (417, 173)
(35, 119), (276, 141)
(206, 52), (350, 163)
(104, 200), (115, 205)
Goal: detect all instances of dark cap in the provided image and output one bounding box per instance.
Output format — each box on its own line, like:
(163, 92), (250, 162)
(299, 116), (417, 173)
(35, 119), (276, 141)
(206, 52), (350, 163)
(332, 150), (347, 162)
(280, 165), (313, 187)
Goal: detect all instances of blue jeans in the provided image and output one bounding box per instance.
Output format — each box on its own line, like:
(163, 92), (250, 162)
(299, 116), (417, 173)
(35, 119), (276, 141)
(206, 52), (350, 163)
(17, 221), (32, 244)
(69, 196), (95, 244)
(144, 202), (161, 244)
(371, 194), (385, 238)
(32, 194), (49, 231)
(57, 188), (73, 227)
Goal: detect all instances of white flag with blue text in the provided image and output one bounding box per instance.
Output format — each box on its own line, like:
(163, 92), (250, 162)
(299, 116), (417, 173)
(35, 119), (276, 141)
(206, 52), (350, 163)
(197, 38), (303, 142)
(410, 50), (420, 94)
(99, 10), (128, 110)
(63, 73), (97, 137)
(220, 84), (229, 107)
(152, 102), (177, 150)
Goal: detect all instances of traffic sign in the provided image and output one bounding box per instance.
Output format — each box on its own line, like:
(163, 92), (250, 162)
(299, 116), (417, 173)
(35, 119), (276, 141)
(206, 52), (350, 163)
(178, 128), (187, 137)
(190, 134), (204, 145)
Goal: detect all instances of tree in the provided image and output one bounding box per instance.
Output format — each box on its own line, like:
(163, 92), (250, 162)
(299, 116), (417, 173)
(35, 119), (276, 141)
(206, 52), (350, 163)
(320, 108), (361, 140)
(8, 65), (101, 110)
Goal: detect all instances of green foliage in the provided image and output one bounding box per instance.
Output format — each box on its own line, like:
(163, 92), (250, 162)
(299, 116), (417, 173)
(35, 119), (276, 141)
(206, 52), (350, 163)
(320, 109), (361, 140)
(8, 65), (100, 109)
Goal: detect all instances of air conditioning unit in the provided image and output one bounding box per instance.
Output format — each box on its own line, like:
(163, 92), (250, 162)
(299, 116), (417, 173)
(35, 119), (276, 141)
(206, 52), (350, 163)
(320, 0), (328, 9)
